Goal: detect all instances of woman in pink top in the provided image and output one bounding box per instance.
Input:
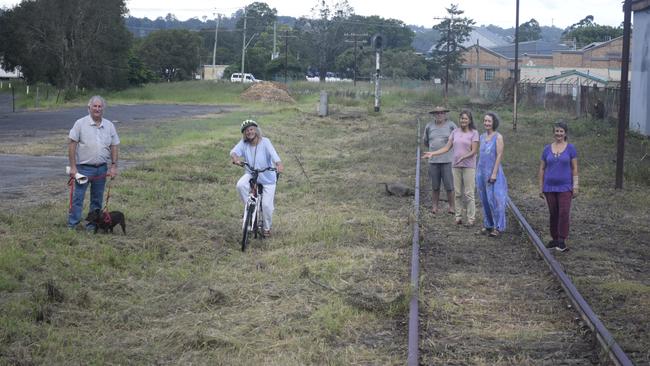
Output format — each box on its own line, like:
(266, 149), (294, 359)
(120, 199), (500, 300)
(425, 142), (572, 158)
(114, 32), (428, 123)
(422, 109), (480, 225)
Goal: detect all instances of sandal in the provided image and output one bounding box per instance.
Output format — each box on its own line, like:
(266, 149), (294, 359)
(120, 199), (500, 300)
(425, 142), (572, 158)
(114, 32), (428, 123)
(480, 227), (492, 235)
(489, 230), (500, 237)
(455, 218), (463, 225)
(263, 229), (272, 237)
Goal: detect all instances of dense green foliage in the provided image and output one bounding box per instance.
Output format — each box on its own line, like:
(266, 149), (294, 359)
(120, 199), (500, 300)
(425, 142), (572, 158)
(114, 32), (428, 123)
(431, 4), (475, 84)
(518, 18), (542, 42)
(562, 15), (624, 48)
(2, 0), (582, 93)
(136, 29), (202, 81)
(0, 0), (132, 90)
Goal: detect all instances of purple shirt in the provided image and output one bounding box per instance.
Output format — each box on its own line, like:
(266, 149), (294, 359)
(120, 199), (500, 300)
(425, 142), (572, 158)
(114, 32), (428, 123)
(541, 143), (577, 192)
(449, 128), (479, 168)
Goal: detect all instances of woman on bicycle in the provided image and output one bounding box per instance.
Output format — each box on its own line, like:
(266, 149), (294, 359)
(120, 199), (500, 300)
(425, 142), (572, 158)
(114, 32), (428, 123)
(230, 120), (284, 237)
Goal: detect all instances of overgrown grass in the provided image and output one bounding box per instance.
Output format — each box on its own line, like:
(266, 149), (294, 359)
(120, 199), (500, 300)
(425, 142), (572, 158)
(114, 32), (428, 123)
(1, 81), (649, 364)
(0, 81), (418, 364)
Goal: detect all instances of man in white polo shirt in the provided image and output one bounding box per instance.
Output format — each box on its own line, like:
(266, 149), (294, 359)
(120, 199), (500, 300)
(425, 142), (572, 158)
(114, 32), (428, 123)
(67, 96), (120, 230)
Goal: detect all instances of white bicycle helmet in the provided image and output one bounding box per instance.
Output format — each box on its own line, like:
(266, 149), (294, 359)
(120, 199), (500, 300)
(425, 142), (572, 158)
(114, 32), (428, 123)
(240, 119), (258, 133)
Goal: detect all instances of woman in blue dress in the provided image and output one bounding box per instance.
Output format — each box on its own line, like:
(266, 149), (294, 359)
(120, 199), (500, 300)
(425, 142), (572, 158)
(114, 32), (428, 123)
(476, 111), (508, 237)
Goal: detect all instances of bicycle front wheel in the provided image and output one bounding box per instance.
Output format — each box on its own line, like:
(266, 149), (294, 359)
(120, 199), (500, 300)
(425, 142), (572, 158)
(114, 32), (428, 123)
(241, 204), (254, 252)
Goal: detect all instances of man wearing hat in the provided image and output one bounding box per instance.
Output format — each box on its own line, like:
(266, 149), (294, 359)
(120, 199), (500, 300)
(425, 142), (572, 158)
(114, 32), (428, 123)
(423, 106), (457, 214)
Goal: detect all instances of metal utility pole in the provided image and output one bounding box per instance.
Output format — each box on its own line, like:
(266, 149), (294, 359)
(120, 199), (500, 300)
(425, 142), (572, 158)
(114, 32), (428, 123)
(279, 30), (296, 83)
(212, 13), (220, 80)
(615, 0), (632, 190)
(240, 6), (247, 82)
(345, 33), (368, 87)
(372, 34), (384, 112)
(513, 0), (520, 131)
(273, 22), (278, 60)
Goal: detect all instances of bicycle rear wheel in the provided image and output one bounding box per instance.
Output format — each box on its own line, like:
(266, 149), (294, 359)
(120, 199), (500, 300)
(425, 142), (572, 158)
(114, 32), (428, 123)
(241, 204), (254, 251)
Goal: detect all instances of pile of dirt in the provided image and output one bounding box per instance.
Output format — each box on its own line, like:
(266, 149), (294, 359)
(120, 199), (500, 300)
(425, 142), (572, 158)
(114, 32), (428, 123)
(241, 82), (295, 103)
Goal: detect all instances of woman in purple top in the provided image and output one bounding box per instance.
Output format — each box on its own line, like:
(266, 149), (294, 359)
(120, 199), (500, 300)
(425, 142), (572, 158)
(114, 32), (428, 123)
(422, 109), (479, 225)
(538, 120), (579, 252)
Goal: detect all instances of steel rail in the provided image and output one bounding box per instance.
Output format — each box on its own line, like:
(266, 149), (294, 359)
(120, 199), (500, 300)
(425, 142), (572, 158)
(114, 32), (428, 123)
(508, 198), (633, 366)
(407, 118), (422, 366)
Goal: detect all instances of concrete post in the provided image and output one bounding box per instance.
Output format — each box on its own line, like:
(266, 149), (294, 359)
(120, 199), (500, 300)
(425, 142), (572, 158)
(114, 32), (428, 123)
(319, 91), (328, 117)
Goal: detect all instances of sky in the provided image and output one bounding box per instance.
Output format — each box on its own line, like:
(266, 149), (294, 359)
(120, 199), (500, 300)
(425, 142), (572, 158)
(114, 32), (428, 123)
(0, 0), (626, 30)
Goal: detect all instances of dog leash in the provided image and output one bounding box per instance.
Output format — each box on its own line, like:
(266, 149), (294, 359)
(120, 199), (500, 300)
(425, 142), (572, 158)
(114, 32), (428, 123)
(102, 179), (113, 224)
(67, 172), (110, 213)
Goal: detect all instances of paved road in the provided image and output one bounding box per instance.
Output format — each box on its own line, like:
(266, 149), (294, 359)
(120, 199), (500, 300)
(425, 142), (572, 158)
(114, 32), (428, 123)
(0, 101), (225, 132)
(0, 100), (228, 203)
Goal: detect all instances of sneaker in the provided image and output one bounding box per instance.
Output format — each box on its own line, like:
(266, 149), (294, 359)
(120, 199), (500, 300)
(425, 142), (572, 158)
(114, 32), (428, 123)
(546, 240), (558, 249)
(455, 218), (463, 225)
(263, 229), (272, 238)
(555, 241), (569, 252)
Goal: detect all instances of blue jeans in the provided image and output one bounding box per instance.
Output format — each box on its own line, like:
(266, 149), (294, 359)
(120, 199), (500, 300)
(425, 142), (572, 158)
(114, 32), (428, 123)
(67, 164), (107, 228)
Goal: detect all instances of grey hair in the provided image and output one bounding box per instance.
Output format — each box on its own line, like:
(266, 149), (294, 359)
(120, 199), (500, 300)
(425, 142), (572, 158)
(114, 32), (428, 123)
(88, 95), (106, 108)
(243, 126), (263, 143)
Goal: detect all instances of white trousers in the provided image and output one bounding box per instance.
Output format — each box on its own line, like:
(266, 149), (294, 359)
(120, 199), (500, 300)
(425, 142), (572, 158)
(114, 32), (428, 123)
(236, 174), (276, 231)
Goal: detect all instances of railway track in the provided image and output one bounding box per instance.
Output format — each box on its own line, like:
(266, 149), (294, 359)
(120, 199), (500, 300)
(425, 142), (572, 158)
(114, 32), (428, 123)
(407, 119), (634, 365)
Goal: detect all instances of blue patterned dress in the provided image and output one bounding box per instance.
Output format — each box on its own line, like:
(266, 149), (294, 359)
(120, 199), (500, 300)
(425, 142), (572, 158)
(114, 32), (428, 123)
(476, 132), (508, 231)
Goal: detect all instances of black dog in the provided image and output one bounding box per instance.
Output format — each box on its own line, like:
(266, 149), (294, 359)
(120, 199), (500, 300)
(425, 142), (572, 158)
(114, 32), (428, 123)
(85, 209), (126, 234)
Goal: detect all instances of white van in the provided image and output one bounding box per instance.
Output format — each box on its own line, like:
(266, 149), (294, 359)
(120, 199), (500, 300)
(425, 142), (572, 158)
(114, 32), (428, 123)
(230, 73), (259, 83)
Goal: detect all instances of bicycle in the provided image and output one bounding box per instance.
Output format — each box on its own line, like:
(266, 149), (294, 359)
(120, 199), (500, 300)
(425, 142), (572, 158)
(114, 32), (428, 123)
(235, 161), (277, 252)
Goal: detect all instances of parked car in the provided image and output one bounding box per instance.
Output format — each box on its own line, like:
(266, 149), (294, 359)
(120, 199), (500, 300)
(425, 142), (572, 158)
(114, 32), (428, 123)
(230, 73), (260, 83)
(305, 72), (352, 82)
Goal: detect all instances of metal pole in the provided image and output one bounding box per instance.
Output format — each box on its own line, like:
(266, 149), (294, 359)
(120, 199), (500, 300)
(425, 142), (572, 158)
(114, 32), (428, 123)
(407, 118), (422, 366)
(273, 22), (277, 59)
(513, 0), (520, 131)
(353, 36), (358, 87)
(240, 7), (247, 82)
(615, 0), (632, 190)
(374, 51), (381, 112)
(284, 30), (288, 83)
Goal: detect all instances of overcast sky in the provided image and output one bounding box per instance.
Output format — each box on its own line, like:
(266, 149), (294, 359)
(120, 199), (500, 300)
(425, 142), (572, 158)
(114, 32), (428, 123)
(0, 0), (626, 29)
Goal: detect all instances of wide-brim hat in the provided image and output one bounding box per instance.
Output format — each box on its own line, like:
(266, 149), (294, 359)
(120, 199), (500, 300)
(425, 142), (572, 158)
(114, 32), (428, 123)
(429, 106), (450, 114)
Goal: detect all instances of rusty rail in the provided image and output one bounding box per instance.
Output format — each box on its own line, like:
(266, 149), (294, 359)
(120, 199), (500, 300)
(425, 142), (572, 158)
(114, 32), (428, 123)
(407, 119), (422, 366)
(508, 198), (633, 366)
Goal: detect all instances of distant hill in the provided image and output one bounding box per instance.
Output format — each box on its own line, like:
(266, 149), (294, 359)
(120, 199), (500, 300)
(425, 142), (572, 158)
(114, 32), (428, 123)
(124, 16), (563, 53)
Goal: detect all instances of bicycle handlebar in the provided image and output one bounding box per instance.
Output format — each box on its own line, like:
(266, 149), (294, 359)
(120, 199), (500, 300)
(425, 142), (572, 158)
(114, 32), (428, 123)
(235, 161), (277, 173)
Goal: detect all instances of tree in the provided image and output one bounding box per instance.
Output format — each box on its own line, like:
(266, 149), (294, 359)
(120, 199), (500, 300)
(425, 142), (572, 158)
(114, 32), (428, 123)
(518, 18), (541, 42)
(432, 4), (475, 84)
(562, 15), (623, 47)
(294, 0), (353, 82)
(0, 0), (132, 91)
(235, 2), (277, 34)
(137, 29), (202, 81)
